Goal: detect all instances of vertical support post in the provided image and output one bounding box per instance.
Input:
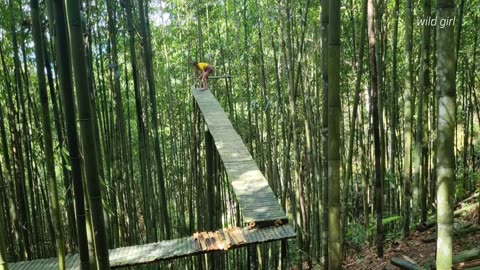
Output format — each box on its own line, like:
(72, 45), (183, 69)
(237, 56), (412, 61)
(192, 97), (205, 270)
(205, 129), (215, 269)
(281, 239), (287, 270)
(257, 244), (264, 269)
(205, 130), (214, 230)
(248, 245), (257, 269)
(0, 191), (8, 270)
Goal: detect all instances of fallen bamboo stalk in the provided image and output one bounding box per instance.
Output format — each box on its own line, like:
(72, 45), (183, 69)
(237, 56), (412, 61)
(456, 193), (479, 207)
(390, 257), (422, 270)
(423, 247), (480, 268)
(453, 259), (480, 269)
(422, 225), (480, 243)
(453, 248), (480, 265)
(417, 203), (479, 232)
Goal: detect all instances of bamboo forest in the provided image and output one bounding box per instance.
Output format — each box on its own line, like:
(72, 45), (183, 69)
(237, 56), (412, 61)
(0, 0), (479, 268)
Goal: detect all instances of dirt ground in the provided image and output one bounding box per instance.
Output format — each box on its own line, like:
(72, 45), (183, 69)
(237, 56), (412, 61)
(343, 203), (479, 269)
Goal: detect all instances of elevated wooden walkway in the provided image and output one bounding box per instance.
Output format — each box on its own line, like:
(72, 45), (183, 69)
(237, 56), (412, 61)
(10, 225), (295, 269)
(192, 89), (288, 225)
(8, 88), (293, 269)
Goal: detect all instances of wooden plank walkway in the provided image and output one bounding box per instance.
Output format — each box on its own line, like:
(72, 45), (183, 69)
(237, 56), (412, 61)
(192, 88), (288, 225)
(8, 88), (295, 269)
(208, 75), (232, 79)
(9, 225), (295, 269)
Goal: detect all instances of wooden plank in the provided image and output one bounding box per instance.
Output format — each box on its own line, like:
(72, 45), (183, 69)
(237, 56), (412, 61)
(203, 117), (233, 129)
(40, 258), (56, 270)
(260, 228), (271, 242)
(11, 260), (27, 270)
(208, 75), (232, 79)
(201, 232), (212, 251)
(219, 229), (230, 249)
(224, 228), (235, 247)
(174, 237), (187, 257)
(182, 237), (193, 256)
(208, 232), (217, 250)
(66, 254), (79, 269)
(194, 233), (201, 251)
(18, 259), (36, 270)
(10, 225), (295, 268)
(37, 259), (51, 270)
(242, 208), (286, 218)
(215, 231), (225, 250)
(234, 228), (246, 243)
(191, 89), (289, 222)
(12, 259), (33, 270)
(228, 228), (242, 245)
(198, 232), (207, 251)
(180, 236), (191, 255)
(191, 234), (197, 252)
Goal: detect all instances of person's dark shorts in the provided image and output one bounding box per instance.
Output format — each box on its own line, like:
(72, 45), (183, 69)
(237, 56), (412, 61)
(205, 66), (214, 75)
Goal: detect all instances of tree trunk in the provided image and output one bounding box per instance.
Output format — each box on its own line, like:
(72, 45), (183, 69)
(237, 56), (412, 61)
(0, 188), (8, 269)
(403, 0), (414, 236)
(320, 0), (329, 266)
(367, 0), (383, 258)
(418, 0), (431, 223)
(389, 0), (400, 219)
(435, 0), (456, 268)
(344, 0), (367, 239)
(8, 0), (32, 259)
(46, 0), (90, 267)
(327, 0), (341, 268)
(30, 0), (65, 267)
(65, 0), (110, 267)
(123, 0), (151, 245)
(137, 0), (171, 240)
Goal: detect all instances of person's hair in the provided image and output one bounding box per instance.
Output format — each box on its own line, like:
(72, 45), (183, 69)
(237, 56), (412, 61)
(191, 61), (198, 66)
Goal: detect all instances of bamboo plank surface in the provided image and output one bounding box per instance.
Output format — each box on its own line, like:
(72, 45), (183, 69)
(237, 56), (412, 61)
(192, 88), (288, 224)
(10, 225), (295, 269)
(208, 75), (232, 79)
(9, 88), (296, 270)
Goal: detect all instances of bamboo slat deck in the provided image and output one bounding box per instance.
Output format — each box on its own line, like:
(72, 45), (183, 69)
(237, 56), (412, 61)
(9, 225), (295, 269)
(192, 88), (288, 224)
(8, 89), (295, 269)
(208, 75), (232, 79)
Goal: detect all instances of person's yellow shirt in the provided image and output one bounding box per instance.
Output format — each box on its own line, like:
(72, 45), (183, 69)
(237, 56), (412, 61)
(198, 62), (209, 71)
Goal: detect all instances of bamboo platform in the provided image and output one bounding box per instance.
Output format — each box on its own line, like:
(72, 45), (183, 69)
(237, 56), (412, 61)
(8, 88), (295, 269)
(192, 88), (288, 225)
(208, 75), (232, 79)
(9, 225), (295, 269)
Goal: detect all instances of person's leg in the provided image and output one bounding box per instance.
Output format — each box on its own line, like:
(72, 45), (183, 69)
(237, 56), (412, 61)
(202, 73), (208, 89)
(202, 68), (213, 90)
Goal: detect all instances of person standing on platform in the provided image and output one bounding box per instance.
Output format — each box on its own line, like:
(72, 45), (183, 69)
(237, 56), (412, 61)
(192, 61), (214, 90)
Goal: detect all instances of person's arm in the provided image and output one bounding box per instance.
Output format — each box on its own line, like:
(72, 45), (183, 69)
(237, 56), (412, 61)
(194, 66), (201, 79)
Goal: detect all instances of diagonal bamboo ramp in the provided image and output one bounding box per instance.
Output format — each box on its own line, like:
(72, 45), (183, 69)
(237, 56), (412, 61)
(9, 88), (294, 269)
(192, 88), (288, 225)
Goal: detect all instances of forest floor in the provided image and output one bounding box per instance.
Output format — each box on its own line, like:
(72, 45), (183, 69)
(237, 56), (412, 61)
(342, 200), (480, 270)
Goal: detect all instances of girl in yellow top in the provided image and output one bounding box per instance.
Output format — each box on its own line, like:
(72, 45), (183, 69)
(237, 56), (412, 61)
(192, 61), (214, 90)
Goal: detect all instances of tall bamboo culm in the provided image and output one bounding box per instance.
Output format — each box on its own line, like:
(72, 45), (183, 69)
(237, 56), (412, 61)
(435, 0), (456, 269)
(327, 0), (341, 268)
(65, 0), (110, 267)
(30, 0), (65, 267)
